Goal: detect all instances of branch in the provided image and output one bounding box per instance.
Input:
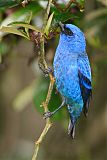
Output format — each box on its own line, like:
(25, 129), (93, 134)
(32, 76), (54, 160)
(52, 0), (84, 12)
(38, 0), (53, 75)
(32, 0), (55, 160)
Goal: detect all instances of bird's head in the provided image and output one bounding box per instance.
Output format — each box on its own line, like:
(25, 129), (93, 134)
(58, 22), (86, 52)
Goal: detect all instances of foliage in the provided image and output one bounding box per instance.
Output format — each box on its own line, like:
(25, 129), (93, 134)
(0, 0), (22, 9)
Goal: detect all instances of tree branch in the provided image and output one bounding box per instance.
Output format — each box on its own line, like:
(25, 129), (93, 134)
(32, 0), (55, 160)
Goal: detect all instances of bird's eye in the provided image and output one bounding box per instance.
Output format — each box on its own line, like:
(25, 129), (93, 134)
(64, 26), (73, 36)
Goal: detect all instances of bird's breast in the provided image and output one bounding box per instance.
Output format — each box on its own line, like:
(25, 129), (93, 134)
(53, 50), (82, 103)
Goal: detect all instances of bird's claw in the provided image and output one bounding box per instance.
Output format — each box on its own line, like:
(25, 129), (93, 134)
(43, 111), (52, 119)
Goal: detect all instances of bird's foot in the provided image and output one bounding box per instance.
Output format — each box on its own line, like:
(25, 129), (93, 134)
(43, 111), (53, 119)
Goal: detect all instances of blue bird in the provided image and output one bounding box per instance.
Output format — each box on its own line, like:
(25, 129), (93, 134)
(44, 23), (92, 138)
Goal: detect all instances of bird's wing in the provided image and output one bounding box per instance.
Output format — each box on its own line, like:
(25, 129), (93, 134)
(78, 54), (92, 116)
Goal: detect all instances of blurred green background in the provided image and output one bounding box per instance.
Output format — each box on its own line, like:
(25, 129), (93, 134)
(0, 0), (107, 160)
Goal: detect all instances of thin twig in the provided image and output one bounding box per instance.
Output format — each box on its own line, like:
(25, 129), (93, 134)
(32, 75), (55, 160)
(52, 0), (83, 12)
(32, 122), (52, 160)
(32, 80), (54, 160)
(38, 0), (53, 72)
(63, 0), (74, 11)
(52, 0), (74, 12)
(32, 0), (54, 160)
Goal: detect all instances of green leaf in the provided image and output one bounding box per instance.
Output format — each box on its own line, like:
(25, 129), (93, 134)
(0, 2), (42, 38)
(0, 1), (42, 27)
(24, 11), (32, 36)
(51, 7), (79, 23)
(44, 12), (54, 36)
(0, 0), (22, 9)
(0, 26), (29, 39)
(8, 21), (42, 32)
(55, 12), (79, 22)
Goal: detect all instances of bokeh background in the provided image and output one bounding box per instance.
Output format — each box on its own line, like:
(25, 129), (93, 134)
(0, 0), (107, 160)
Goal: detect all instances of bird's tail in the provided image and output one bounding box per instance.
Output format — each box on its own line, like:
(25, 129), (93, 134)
(68, 119), (75, 139)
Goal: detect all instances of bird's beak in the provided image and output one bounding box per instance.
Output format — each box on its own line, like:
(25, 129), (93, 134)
(58, 22), (65, 32)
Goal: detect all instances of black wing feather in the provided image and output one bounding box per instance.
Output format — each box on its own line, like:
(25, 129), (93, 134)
(78, 70), (92, 117)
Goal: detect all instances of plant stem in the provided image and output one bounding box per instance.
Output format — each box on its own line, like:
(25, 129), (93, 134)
(38, 0), (52, 71)
(32, 0), (54, 160)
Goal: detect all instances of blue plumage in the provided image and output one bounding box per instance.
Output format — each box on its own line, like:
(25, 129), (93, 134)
(53, 24), (92, 138)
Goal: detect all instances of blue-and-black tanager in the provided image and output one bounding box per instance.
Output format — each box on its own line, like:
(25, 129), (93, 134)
(44, 23), (92, 138)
